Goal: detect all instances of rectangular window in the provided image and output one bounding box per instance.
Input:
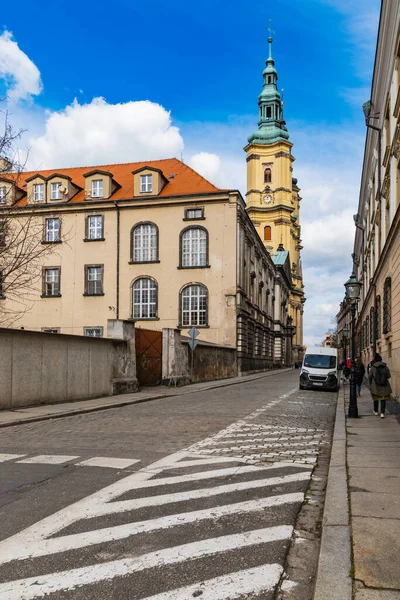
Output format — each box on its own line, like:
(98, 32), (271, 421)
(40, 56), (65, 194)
(140, 174), (153, 193)
(43, 267), (60, 297)
(84, 327), (103, 337)
(45, 218), (60, 242)
(50, 182), (62, 200)
(85, 265), (103, 295)
(0, 187), (6, 204)
(185, 208), (204, 219)
(41, 328), (60, 333)
(91, 180), (103, 198)
(87, 215), (104, 240)
(34, 183), (45, 202)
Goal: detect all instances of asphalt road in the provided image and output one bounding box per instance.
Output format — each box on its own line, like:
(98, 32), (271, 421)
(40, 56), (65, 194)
(0, 370), (336, 599)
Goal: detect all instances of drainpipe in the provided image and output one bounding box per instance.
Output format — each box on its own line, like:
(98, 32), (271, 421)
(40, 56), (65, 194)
(115, 201), (120, 320)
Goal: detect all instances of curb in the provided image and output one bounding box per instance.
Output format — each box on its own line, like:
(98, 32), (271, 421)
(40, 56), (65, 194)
(313, 383), (352, 600)
(0, 367), (294, 428)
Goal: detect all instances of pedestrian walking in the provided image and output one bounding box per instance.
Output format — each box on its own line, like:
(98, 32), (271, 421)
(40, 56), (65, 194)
(354, 357), (365, 397)
(368, 353), (392, 418)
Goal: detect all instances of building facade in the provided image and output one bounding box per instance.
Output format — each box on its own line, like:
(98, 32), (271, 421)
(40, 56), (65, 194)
(340, 0), (400, 394)
(245, 36), (306, 362)
(0, 157), (293, 372)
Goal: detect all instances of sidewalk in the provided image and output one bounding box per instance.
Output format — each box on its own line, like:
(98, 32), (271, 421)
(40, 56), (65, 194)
(314, 381), (400, 600)
(0, 367), (293, 428)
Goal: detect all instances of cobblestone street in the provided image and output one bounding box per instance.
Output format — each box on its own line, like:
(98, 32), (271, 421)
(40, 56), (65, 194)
(0, 371), (336, 599)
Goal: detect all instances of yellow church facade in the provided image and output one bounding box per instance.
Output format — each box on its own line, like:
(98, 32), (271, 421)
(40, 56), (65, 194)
(245, 36), (306, 361)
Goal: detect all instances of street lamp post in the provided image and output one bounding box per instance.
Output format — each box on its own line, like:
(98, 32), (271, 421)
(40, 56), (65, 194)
(342, 325), (349, 366)
(344, 272), (362, 418)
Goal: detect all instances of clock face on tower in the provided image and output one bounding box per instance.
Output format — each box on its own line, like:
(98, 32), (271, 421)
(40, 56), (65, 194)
(264, 194), (272, 204)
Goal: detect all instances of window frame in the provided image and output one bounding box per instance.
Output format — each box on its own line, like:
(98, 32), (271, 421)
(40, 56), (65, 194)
(383, 277), (392, 334)
(140, 174), (153, 193)
(375, 295), (381, 340)
(179, 283), (208, 328)
(84, 326), (104, 337)
(42, 267), (61, 298)
(91, 179), (104, 198)
(84, 264), (104, 296)
(179, 226), (209, 269)
(50, 182), (62, 201)
(132, 276), (158, 320)
(44, 217), (61, 243)
(264, 225), (272, 241)
(130, 222), (159, 264)
(0, 186), (6, 204)
(85, 214), (104, 241)
(34, 183), (45, 202)
(183, 207), (205, 221)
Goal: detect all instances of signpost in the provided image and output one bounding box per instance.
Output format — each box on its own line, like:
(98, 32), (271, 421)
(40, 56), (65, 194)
(188, 327), (200, 380)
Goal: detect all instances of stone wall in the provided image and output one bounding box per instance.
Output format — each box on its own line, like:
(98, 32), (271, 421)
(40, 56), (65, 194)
(0, 320), (138, 410)
(162, 328), (237, 384)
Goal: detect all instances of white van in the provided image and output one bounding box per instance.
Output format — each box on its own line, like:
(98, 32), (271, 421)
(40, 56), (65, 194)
(299, 347), (339, 392)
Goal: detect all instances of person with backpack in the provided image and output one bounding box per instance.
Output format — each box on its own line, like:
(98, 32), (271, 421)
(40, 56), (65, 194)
(354, 357), (365, 397)
(368, 353), (392, 418)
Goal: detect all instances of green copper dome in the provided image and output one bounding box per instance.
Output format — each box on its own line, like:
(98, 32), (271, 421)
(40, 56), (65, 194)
(248, 37), (290, 145)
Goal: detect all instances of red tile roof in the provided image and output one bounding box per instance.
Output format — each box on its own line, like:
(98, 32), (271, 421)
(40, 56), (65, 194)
(7, 158), (221, 206)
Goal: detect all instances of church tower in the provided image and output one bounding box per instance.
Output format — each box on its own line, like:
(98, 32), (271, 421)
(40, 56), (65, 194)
(244, 34), (306, 361)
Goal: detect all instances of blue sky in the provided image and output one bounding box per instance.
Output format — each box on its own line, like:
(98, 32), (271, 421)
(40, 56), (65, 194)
(0, 0), (381, 345)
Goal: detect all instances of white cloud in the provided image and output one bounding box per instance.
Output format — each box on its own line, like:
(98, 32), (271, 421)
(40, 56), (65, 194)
(189, 152), (221, 182)
(27, 98), (184, 169)
(0, 30), (42, 101)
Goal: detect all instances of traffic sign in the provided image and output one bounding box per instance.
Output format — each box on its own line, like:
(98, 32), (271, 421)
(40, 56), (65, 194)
(188, 327), (200, 339)
(188, 339), (199, 351)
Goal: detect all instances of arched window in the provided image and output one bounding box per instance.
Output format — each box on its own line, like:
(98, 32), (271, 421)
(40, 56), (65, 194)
(264, 168), (272, 184)
(132, 278), (157, 319)
(181, 227), (208, 267)
(375, 296), (381, 340)
(383, 277), (392, 333)
(180, 284), (207, 326)
(264, 226), (272, 241)
(132, 223), (158, 263)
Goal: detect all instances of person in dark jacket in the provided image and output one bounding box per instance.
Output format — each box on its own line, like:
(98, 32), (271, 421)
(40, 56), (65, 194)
(368, 353), (392, 418)
(354, 357), (365, 397)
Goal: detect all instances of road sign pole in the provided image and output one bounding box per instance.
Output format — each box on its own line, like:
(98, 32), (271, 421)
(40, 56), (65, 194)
(187, 328), (200, 381)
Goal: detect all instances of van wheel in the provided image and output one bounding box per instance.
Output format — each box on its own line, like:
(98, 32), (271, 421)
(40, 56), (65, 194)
(299, 384), (304, 390)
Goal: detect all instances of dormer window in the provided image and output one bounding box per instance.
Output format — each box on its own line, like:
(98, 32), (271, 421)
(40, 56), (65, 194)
(34, 183), (44, 202)
(140, 174), (153, 193)
(0, 187), (6, 204)
(91, 180), (103, 198)
(51, 182), (62, 200)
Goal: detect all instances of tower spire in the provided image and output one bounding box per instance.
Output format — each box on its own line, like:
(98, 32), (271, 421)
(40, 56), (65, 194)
(247, 28), (289, 146)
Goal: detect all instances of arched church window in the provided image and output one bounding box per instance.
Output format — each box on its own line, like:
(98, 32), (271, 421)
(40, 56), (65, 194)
(266, 106), (272, 119)
(268, 76), (272, 84)
(264, 168), (272, 184)
(264, 226), (272, 241)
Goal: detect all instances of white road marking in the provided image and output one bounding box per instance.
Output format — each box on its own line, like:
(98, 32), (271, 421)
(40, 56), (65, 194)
(162, 456), (248, 468)
(18, 455), (79, 465)
(76, 457), (141, 469)
(191, 441), (319, 453)
(86, 471), (311, 519)
(0, 527), (293, 599)
(0, 453), (26, 462)
(140, 563), (284, 599)
(9, 493), (304, 561)
(198, 434), (321, 445)
(0, 469), (310, 566)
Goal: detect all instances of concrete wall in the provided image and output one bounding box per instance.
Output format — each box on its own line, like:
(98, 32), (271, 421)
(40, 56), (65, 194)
(0, 321), (138, 410)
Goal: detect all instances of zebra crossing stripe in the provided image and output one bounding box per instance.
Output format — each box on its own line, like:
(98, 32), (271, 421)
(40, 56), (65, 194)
(0, 527), (293, 599)
(0, 454), (26, 462)
(162, 456), (248, 468)
(10, 492), (304, 562)
(139, 563), (284, 599)
(87, 471), (310, 519)
(201, 434), (322, 444)
(18, 455), (79, 465)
